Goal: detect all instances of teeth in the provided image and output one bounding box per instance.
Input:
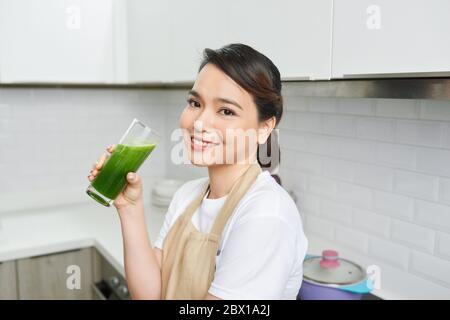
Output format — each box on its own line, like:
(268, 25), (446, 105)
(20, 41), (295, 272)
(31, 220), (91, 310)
(192, 137), (212, 148)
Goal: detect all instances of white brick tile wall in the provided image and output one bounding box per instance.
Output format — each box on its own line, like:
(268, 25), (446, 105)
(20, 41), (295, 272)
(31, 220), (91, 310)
(308, 176), (337, 199)
(396, 120), (444, 148)
(320, 198), (352, 225)
(416, 147), (450, 177)
(282, 95), (309, 111)
(391, 220), (435, 254)
(376, 99), (419, 119)
(352, 208), (391, 238)
(322, 157), (354, 182)
(372, 190), (415, 221)
(416, 200), (450, 233)
(307, 134), (340, 156)
(295, 112), (323, 133)
(278, 111), (298, 130)
(298, 192), (321, 215)
(440, 178), (450, 205)
(335, 226), (369, 253)
(336, 182), (372, 209)
(279, 96), (450, 297)
(436, 232), (450, 260)
(307, 97), (337, 114)
(336, 138), (376, 162)
(368, 237), (409, 270)
(337, 98), (375, 116)
(420, 99), (450, 121)
(354, 163), (394, 191)
(356, 117), (395, 142)
(410, 251), (450, 287)
(295, 152), (322, 174)
(443, 124), (450, 149)
(394, 170), (439, 201)
(0, 87), (168, 213)
(303, 214), (335, 241)
(323, 114), (356, 137)
(375, 142), (416, 170)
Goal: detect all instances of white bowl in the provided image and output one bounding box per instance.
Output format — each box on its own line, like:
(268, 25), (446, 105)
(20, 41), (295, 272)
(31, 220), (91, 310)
(153, 179), (184, 198)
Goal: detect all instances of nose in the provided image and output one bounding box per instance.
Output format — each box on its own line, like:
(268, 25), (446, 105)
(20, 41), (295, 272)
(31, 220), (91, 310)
(193, 107), (215, 132)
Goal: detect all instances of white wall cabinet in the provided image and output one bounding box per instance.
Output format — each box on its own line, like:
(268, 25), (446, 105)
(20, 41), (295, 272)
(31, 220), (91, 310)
(2, 0), (449, 84)
(0, 0), (116, 83)
(332, 0), (450, 78)
(223, 0), (333, 80)
(127, 0), (333, 83)
(126, 0), (171, 83)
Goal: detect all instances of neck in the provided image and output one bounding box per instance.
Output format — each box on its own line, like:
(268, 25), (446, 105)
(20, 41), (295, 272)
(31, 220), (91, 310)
(207, 163), (255, 199)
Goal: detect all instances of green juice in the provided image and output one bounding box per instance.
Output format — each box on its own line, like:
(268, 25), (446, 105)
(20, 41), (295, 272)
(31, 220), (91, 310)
(89, 143), (156, 202)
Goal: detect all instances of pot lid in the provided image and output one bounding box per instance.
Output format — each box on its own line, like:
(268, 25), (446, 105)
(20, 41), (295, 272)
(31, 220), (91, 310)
(303, 250), (366, 286)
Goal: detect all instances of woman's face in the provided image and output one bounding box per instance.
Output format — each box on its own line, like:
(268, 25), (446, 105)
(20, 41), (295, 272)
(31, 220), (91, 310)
(179, 63), (272, 167)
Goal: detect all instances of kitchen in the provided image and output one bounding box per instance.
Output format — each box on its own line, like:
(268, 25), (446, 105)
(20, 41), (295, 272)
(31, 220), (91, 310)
(1, 0), (450, 301)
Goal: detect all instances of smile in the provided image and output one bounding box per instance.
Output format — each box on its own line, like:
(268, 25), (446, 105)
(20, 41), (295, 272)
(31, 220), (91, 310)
(190, 136), (219, 151)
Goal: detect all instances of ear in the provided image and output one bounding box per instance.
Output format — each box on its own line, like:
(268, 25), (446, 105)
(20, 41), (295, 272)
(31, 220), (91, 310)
(258, 116), (277, 144)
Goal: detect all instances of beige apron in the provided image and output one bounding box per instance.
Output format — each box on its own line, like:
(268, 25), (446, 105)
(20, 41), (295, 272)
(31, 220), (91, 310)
(161, 163), (262, 300)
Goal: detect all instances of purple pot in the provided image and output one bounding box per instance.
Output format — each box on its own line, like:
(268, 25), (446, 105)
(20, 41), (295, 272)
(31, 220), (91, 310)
(297, 250), (371, 300)
(298, 281), (362, 300)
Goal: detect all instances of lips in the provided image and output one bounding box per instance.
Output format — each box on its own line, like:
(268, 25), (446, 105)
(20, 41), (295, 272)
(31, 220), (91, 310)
(190, 135), (219, 151)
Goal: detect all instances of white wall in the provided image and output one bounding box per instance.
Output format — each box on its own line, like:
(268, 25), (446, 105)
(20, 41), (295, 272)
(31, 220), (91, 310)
(278, 87), (450, 299)
(0, 87), (167, 213)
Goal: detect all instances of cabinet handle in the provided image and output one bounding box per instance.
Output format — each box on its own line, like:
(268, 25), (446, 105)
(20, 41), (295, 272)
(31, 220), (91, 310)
(30, 248), (83, 260)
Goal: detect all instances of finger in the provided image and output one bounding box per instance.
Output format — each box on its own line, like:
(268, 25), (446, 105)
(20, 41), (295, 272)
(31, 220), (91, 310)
(91, 169), (98, 176)
(96, 153), (107, 169)
(88, 175), (94, 182)
(106, 144), (116, 153)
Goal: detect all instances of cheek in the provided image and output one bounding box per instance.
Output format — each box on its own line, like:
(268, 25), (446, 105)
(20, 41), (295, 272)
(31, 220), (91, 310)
(179, 107), (194, 130)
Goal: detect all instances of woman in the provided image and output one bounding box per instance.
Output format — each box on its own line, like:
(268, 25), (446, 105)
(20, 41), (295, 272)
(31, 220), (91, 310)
(88, 43), (308, 300)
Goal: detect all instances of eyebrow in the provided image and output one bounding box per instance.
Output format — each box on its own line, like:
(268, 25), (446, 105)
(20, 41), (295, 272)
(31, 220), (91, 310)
(188, 89), (243, 110)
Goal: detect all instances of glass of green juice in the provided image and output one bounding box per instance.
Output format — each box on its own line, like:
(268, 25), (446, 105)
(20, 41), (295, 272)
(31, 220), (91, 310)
(86, 118), (160, 207)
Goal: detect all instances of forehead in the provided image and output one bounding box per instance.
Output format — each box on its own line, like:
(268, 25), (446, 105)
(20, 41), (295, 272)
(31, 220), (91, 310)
(193, 63), (253, 106)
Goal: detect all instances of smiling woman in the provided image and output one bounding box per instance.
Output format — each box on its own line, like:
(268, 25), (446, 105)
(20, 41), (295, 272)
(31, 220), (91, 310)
(86, 43), (308, 300)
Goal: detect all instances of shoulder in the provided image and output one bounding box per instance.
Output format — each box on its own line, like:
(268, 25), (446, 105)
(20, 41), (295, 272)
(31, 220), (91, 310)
(169, 176), (208, 209)
(234, 171), (304, 232)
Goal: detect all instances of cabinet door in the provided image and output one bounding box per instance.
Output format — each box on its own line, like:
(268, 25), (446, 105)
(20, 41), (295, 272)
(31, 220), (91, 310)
(0, 260), (18, 299)
(224, 0), (333, 80)
(332, 0), (450, 78)
(167, 0), (229, 82)
(17, 248), (93, 300)
(0, 0), (115, 83)
(126, 0), (171, 83)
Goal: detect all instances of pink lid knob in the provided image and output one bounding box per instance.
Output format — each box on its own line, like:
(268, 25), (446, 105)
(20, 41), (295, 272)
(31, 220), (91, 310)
(320, 249), (340, 269)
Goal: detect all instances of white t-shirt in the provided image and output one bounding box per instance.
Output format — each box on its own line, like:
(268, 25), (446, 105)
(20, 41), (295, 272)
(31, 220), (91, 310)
(154, 170), (308, 300)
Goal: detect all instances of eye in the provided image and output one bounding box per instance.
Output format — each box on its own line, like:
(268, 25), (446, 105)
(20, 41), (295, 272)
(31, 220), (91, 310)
(187, 98), (200, 108)
(219, 108), (236, 116)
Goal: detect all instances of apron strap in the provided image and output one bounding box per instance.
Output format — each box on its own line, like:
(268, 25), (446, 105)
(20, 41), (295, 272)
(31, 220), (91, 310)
(178, 181), (210, 230)
(210, 163), (262, 237)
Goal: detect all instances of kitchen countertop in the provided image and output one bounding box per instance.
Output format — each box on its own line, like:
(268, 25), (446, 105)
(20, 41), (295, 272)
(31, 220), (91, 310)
(0, 201), (166, 277)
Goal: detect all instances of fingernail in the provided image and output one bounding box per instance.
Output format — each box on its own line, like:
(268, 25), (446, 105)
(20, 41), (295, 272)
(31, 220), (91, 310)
(127, 173), (135, 180)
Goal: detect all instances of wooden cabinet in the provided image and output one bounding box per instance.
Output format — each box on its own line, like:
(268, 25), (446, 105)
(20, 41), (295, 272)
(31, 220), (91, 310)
(0, 260), (18, 299)
(16, 248), (93, 300)
(332, 0), (450, 78)
(0, 0), (116, 83)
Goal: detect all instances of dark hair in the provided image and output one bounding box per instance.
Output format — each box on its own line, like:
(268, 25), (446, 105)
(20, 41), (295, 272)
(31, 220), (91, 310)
(198, 43), (283, 173)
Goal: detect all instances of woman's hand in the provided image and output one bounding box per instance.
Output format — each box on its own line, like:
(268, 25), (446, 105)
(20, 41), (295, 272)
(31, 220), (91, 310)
(87, 145), (144, 214)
